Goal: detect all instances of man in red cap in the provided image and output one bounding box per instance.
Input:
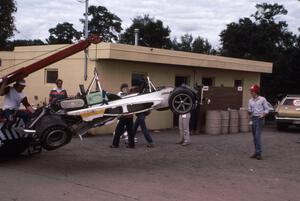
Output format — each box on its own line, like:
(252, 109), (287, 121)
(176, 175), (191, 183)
(248, 84), (269, 160)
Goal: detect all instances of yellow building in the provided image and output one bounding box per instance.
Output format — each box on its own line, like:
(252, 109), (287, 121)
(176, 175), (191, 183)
(0, 43), (273, 134)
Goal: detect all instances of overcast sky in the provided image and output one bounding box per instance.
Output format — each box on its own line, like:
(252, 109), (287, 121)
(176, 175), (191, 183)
(13, 0), (300, 47)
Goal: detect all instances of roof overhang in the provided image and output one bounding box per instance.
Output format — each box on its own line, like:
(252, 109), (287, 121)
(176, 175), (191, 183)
(93, 43), (273, 73)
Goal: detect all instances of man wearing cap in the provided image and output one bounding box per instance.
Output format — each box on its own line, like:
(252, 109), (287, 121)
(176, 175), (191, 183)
(0, 78), (35, 123)
(248, 84), (269, 160)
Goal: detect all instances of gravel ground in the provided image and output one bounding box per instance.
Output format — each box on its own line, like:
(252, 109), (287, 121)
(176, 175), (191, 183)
(0, 127), (300, 201)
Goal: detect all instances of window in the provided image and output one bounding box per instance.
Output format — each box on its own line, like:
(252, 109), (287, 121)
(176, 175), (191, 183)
(132, 73), (146, 87)
(45, 69), (58, 84)
(234, 80), (243, 87)
(202, 77), (214, 86)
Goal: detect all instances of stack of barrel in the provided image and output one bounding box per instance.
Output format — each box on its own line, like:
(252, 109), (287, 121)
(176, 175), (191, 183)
(205, 109), (250, 134)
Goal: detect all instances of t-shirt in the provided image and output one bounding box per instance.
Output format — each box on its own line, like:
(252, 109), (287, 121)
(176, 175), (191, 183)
(3, 87), (26, 110)
(49, 87), (68, 103)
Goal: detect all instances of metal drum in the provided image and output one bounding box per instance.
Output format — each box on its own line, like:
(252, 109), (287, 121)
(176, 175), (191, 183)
(229, 110), (239, 133)
(221, 111), (230, 134)
(205, 110), (221, 134)
(239, 109), (250, 132)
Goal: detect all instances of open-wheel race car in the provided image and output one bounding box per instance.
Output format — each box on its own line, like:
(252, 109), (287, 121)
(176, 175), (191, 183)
(0, 35), (198, 157)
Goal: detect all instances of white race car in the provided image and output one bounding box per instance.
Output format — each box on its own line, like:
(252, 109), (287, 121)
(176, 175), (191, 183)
(23, 70), (198, 151)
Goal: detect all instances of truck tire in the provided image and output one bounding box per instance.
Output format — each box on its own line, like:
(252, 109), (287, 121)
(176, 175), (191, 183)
(36, 116), (73, 151)
(168, 88), (195, 114)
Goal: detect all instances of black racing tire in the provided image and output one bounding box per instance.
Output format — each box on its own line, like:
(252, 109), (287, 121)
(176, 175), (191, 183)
(0, 139), (30, 158)
(36, 116), (73, 151)
(168, 88), (196, 114)
(276, 123), (289, 131)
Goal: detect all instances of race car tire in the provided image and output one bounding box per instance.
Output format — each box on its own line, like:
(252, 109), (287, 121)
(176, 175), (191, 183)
(0, 139), (30, 158)
(36, 116), (73, 151)
(168, 88), (195, 114)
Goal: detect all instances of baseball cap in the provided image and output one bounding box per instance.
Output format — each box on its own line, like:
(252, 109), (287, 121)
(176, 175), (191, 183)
(16, 79), (26, 86)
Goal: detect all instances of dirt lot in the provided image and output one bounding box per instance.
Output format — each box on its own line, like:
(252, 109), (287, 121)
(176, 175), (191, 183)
(0, 127), (300, 201)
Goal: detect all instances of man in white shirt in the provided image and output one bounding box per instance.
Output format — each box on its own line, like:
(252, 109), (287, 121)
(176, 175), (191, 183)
(248, 84), (269, 160)
(0, 78), (34, 123)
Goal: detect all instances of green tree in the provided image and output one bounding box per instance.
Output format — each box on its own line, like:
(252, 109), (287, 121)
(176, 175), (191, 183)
(82, 5), (122, 42)
(219, 3), (299, 101)
(172, 34), (213, 54)
(178, 33), (193, 52)
(0, 0), (17, 50)
(5, 39), (45, 50)
(120, 15), (172, 48)
(47, 22), (82, 44)
(192, 36), (212, 54)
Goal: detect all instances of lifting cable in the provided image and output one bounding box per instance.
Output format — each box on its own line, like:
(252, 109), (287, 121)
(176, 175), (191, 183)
(0, 43), (71, 73)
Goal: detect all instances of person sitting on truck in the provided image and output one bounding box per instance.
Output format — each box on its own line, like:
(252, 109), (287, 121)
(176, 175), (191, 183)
(49, 79), (68, 103)
(0, 78), (35, 123)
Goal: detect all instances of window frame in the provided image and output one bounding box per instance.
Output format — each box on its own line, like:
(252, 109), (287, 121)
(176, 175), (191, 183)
(201, 77), (215, 86)
(45, 68), (58, 84)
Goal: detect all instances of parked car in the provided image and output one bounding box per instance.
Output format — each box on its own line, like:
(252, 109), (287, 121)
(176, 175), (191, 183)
(275, 95), (300, 130)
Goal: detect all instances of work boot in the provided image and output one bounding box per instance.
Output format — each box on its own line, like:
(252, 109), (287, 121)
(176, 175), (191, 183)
(147, 143), (155, 148)
(256, 155), (262, 160)
(250, 154), (257, 159)
(181, 142), (190, 146)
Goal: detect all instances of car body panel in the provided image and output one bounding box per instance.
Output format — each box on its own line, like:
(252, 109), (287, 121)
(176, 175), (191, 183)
(67, 87), (173, 122)
(275, 96), (300, 125)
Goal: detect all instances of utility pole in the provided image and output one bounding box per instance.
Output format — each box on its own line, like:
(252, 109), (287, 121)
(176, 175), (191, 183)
(84, 0), (89, 80)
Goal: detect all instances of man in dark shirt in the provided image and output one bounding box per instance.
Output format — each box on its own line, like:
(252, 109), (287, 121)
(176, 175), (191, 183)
(111, 83), (135, 148)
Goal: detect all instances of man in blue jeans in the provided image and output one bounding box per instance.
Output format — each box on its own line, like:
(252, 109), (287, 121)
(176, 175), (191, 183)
(248, 84), (269, 160)
(133, 111), (154, 147)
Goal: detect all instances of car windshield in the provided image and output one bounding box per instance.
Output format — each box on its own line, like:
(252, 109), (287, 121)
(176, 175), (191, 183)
(282, 98), (300, 106)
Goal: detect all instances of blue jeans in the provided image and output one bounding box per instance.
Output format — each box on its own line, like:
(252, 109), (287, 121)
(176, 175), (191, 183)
(133, 113), (153, 144)
(252, 116), (264, 156)
(3, 109), (31, 124)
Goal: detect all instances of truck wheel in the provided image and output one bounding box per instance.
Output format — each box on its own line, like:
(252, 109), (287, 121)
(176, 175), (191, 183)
(37, 116), (73, 151)
(0, 139), (29, 158)
(169, 88), (195, 114)
(277, 123), (289, 131)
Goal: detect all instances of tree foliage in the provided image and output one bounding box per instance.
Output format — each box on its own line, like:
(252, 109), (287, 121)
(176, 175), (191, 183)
(5, 39), (45, 50)
(82, 5), (122, 42)
(47, 22), (82, 44)
(192, 36), (212, 54)
(172, 33), (213, 54)
(0, 0), (17, 50)
(120, 15), (172, 48)
(219, 3), (300, 101)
